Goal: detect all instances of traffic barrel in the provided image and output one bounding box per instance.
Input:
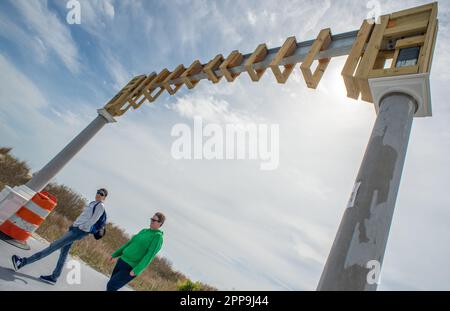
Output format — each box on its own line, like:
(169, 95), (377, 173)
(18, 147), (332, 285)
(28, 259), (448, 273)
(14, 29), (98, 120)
(0, 192), (57, 250)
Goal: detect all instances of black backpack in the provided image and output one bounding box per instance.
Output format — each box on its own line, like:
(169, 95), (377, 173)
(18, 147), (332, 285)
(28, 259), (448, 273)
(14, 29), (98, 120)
(89, 201), (107, 240)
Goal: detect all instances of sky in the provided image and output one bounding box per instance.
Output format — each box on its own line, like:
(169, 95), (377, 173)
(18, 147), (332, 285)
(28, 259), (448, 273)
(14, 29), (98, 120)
(0, 0), (449, 290)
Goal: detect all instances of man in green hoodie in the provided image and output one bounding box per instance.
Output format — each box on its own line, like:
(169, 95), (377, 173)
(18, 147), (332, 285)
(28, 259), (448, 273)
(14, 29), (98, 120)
(107, 212), (165, 291)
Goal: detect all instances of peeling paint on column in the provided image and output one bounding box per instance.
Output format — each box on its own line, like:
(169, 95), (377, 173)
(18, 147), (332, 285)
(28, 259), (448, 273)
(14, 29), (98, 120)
(317, 93), (417, 291)
(344, 193), (379, 268)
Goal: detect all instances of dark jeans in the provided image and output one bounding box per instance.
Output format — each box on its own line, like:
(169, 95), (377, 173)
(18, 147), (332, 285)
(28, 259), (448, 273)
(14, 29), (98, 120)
(22, 226), (88, 279)
(107, 258), (136, 291)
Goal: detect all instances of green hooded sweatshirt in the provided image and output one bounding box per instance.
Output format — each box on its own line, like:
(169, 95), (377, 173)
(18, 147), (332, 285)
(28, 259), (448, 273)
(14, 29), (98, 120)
(111, 228), (163, 276)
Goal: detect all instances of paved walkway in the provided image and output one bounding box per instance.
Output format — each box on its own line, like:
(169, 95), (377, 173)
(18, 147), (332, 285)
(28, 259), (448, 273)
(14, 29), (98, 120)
(0, 236), (132, 291)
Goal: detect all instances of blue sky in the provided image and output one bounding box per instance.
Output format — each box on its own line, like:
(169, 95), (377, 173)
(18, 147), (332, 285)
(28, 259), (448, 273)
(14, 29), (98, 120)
(1, 0), (450, 290)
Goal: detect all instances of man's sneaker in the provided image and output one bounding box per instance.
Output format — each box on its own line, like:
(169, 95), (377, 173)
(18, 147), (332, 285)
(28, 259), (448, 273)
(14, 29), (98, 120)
(39, 275), (57, 285)
(11, 255), (25, 271)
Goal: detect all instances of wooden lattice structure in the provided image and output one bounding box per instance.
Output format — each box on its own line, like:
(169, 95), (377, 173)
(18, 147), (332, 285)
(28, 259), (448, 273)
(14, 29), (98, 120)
(343, 2), (438, 102)
(103, 2), (439, 118)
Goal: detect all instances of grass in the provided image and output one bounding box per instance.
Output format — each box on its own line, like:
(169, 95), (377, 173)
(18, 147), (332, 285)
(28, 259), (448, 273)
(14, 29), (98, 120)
(0, 147), (215, 291)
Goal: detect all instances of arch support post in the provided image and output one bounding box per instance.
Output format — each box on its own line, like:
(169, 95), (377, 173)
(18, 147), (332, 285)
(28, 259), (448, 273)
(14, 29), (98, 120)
(317, 92), (417, 290)
(0, 109), (115, 226)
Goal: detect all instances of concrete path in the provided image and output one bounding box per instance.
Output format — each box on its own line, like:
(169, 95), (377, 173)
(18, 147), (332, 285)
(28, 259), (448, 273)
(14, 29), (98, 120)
(0, 236), (132, 291)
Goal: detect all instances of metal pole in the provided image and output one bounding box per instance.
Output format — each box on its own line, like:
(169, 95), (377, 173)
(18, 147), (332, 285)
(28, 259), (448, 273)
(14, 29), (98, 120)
(317, 92), (417, 291)
(158, 31), (359, 89)
(26, 109), (115, 192)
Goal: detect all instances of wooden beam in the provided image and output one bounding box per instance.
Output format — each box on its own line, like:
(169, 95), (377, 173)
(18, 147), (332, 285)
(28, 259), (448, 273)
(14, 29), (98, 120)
(342, 20), (374, 99)
(390, 2), (436, 19)
(395, 35), (425, 49)
(104, 75), (148, 116)
(140, 69), (170, 103)
(389, 11), (431, 30)
(384, 19), (429, 39)
(181, 60), (204, 89)
(419, 3), (438, 73)
(219, 50), (244, 82)
(127, 73), (157, 109)
(355, 14), (389, 103)
(269, 36), (297, 83)
(245, 43), (268, 82)
(368, 65), (419, 79)
(300, 28), (332, 89)
(426, 21), (439, 72)
(372, 50), (395, 70)
(163, 65), (186, 95)
(391, 49), (400, 69)
(203, 54), (224, 84)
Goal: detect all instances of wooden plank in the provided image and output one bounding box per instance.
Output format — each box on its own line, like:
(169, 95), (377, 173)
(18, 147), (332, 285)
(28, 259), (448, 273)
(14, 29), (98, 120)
(203, 54), (224, 83)
(140, 69), (170, 103)
(219, 50), (244, 82)
(395, 35), (425, 49)
(373, 55), (387, 70)
(391, 49), (400, 69)
(301, 29), (331, 68)
(371, 50), (395, 70)
(341, 20), (374, 99)
(426, 21), (438, 72)
(419, 3), (438, 73)
(245, 43), (268, 82)
(181, 60), (204, 89)
(384, 19), (429, 39)
(104, 75), (145, 108)
(355, 14), (389, 103)
(300, 28), (332, 89)
(269, 36), (297, 83)
(377, 50), (395, 59)
(127, 74), (157, 108)
(162, 65), (186, 95)
(390, 11), (431, 30)
(104, 75), (148, 116)
(342, 75), (360, 100)
(123, 74), (158, 113)
(390, 2), (435, 19)
(368, 65), (419, 79)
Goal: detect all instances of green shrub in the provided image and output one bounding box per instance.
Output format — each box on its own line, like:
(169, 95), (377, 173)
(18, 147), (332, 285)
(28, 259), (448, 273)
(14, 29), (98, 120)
(177, 279), (203, 291)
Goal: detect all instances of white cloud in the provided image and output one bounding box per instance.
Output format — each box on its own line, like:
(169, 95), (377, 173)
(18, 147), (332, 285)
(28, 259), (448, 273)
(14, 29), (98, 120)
(77, 0), (115, 36)
(0, 11), (47, 64)
(247, 11), (257, 26)
(102, 50), (131, 91)
(10, 0), (81, 73)
(0, 52), (96, 184)
(170, 93), (252, 124)
(0, 54), (48, 110)
(53, 0), (131, 92)
(0, 53), (80, 168)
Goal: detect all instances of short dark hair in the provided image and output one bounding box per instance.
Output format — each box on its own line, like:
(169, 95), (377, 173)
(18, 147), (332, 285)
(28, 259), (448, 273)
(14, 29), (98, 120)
(98, 188), (108, 197)
(154, 212), (166, 225)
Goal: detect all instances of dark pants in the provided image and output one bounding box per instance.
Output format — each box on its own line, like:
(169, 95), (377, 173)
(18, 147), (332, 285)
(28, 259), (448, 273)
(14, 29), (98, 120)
(107, 258), (136, 291)
(23, 226), (88, 280)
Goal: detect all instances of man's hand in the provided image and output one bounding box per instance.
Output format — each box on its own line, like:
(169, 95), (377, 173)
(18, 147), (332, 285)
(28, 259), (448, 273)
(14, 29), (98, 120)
(130, 271), (136, 277)
(109, 257), (115, 263)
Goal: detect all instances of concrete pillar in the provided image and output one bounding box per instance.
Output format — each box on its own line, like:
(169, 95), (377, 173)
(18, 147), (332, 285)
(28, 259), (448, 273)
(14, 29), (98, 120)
(26, 110), (115, 192)
(317, 92), (417, 291)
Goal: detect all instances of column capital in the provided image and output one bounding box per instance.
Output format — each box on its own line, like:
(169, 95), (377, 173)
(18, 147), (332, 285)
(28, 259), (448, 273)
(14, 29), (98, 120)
(97, 108), (117, 123)
(368, 73), (432, 118)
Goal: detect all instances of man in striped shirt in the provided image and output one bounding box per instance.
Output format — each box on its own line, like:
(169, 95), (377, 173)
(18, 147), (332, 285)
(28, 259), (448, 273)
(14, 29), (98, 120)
(11, 188), (108, 285)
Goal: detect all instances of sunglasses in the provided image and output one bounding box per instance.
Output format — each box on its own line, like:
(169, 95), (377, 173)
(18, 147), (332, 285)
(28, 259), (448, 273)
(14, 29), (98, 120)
(151, 218), (160, 223)
(97, 191), (106, 197)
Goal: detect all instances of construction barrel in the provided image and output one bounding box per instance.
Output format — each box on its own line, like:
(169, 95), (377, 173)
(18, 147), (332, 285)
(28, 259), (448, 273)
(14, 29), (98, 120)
(0, 192), (57, 249)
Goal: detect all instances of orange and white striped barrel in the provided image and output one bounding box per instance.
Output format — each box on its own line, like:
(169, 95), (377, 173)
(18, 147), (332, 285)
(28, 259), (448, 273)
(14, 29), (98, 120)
(0, 191), (57, 242)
